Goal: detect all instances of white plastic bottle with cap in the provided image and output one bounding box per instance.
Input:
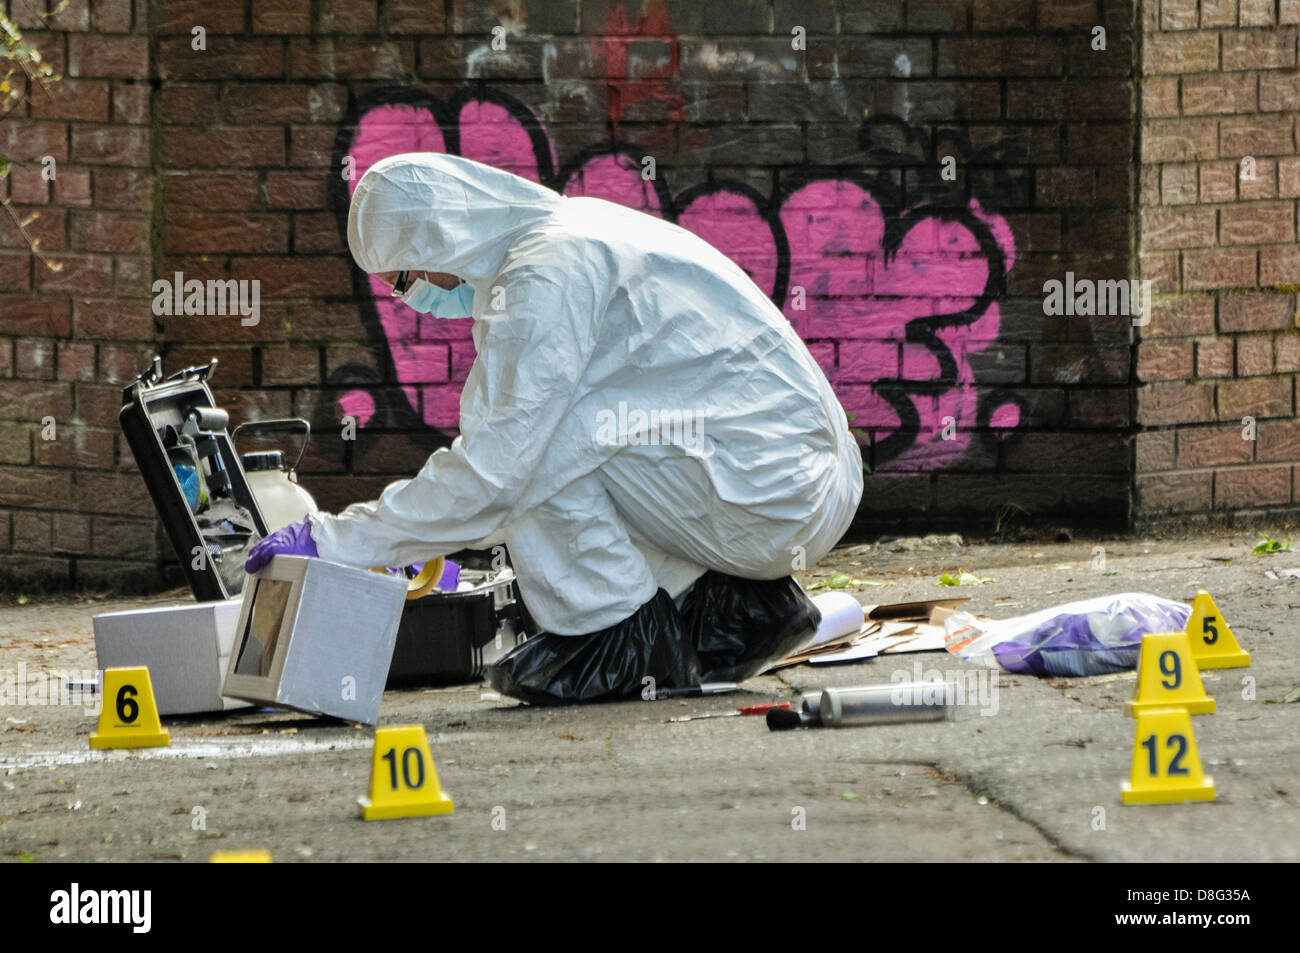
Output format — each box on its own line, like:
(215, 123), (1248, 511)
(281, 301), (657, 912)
(233, 419), (320, 532)
(244, 451), (319, 531)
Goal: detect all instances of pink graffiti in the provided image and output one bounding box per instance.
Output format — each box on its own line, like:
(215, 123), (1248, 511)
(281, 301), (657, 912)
(339, 94), (1021, 470)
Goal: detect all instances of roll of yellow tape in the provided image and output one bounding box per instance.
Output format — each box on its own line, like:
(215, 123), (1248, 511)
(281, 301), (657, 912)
(369, 557), (446, 601)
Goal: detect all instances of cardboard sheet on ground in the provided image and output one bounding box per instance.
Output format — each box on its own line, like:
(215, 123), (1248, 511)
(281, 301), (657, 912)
(766, 598), (970, 671)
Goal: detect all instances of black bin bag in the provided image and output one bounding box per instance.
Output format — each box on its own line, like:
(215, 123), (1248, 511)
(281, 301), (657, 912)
(682, 572), (822, 683)
(486, 572), (821, 704)
(486, 589), (699, 705)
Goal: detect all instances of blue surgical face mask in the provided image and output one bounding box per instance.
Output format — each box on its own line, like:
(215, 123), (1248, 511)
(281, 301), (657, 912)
(401, 277), (475, 318)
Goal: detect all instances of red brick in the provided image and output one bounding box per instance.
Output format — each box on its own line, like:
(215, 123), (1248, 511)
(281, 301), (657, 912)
(68, 35), (149, 78)
(1184, 247), (1257, 290)
(1278, 334), (1300, 371)
(1161, 164), (1199, 204)
(98, 344), (155, 385)
(156, 0), (245, 33)
(52, 512), (91, 553)
(229, 256), (351, 297)
(70, 125), (149, 165)
(1137, 380), (1215, 425)
(320, 0), (380, 32)
(288, 38), (415, 79)
(72, 299), (155, 342)
(0, 422), (31, 464)
(1143, 118), (1219, 162)
(16, 340), (56, 379)
(89, 167), (153, 211)
(55, 168), (93, 206)
(1241, 0), (1277, 26)
(160, 84), (221, 123)
(1258, 420), (1300, 461)
(262, 347), (320, 385)
(0, 254), (32, 292)
(35, 427), (115, 468)
(1142, 206), (1216, 248)
(112, 82), (151, 124)
(162, 172), (261, 211)
(1197, 338), (1236, 377)
(383, 0), (445, 32)
(1236, 335), (1275, 375)
(1178, 424), (1254, 466)
(1182, 72), (1257, 115)
(1222, 29), (1297, 70)
(1140, 251), (1180, 293)
(1199, 161), (1238, 202)
(1160, 0), (1200, 30)
(1142, 75), (1180, 118)
(1261, 246), (1300, 286)
(28, 80), (111, 121)
(1135, 430), (1176, 471)
(70, 210), (150, 254)
(56, 342), (97, 382)
(1216, 465), (1289, 507)
(1260, 72), (1300, 112)
(1218, 376), (1292, 418)
(160, 127), (286, 168)
(36, 253), (115, 296)
(1136, 471), (1213, 514)
(221, 83), (347, 123)
(8, 166), (49, 204)
(0, 121), (70, 163)
(91, 516), (157, 559)
(1219, 116), (1295, 157)
(0, 466), (74, 508)
(1201, 0), (1238, 28)
(1239, 157), (1277, 199)
(265, 172), (326, 208)
(13, 512), (52, 551)
(252, 0), (312, 33)
(1280, 158), (1300, 198)
(94, 0), (134, 32)
(1220, 201), (1296, 245)
(157, 38), (285, 80)
(0, 380), (73, 420)
(165, 213), (291, 254)
(287, 125), (338, 166)
(1143, 32), (1220, 74)
(1220, 292), (1296, 331)
(1137, 340), (1194, 381)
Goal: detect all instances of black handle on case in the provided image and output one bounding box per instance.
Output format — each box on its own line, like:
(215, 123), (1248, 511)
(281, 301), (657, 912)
(231, 418), (312, 474)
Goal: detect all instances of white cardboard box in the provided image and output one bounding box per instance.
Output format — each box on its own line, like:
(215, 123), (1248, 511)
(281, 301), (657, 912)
(221, 556), (407, 725)
(93, 599), (252, 715)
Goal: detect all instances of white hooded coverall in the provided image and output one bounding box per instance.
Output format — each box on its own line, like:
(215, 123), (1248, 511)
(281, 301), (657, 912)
(312, 153), (864, 635)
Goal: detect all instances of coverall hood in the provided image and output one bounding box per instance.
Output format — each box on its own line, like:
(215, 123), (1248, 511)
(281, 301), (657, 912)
(346, 152), (563, 288)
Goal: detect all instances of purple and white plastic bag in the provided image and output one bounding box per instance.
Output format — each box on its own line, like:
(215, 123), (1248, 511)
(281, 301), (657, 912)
(943, 592), (1191, 677)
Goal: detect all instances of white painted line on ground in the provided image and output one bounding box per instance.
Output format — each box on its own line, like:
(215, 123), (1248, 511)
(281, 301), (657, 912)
(1, 731), (491, 771)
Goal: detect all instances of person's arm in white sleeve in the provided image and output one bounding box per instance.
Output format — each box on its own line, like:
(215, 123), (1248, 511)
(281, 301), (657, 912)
(309, 265), (597, 568)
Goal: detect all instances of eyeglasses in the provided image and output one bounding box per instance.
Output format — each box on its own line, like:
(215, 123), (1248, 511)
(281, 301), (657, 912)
(391, 270), (414, 297)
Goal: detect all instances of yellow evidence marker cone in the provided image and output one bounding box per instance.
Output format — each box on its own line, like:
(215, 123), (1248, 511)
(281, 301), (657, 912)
(89, 667), (170, 749)
(210, 850), (272, 863)
(1125, 631), (1215, 716)
(1122, 707), (1215, 804)
(358, 724), (453, 820)
(1185, 591), (1250, 669)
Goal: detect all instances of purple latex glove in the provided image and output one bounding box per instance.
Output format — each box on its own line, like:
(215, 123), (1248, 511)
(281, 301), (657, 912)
(244, 519), (318, 574)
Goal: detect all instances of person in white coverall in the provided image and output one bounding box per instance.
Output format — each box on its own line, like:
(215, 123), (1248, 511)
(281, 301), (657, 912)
(245, 153), (864, 704)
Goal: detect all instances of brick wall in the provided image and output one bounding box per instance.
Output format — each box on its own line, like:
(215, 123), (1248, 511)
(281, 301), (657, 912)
(1135, 0), (1300, 523)
(1, 0), (1148, 593)
(0, 0), (159, 592)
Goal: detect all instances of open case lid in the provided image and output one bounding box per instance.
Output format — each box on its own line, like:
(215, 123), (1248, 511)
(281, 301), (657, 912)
(118, 356), (270, 602)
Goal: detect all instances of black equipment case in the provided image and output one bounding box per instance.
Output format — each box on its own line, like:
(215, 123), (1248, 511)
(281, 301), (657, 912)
(119, 356), (530, 687)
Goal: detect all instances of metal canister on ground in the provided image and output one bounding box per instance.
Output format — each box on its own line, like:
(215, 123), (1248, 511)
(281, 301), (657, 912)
(818, 681), (956, 727)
